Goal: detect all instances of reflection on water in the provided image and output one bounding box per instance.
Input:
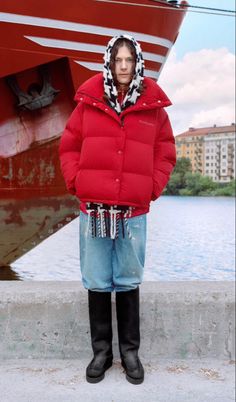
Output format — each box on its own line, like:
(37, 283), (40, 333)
(0, 266), (22, 280)
(3, 196), (235, 281)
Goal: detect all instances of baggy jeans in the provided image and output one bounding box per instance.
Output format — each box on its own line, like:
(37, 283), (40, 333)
(79, 212), (147, 292)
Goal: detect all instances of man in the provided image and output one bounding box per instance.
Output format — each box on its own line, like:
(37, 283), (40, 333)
(59, 34), (176, 384)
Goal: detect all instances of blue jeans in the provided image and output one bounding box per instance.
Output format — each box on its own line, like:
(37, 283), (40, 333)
(79, 212), (147, 292)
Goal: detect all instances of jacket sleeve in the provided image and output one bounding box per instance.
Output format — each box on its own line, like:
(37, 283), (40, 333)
(152, 108), (176, 201)
(59, 104), (83, 195)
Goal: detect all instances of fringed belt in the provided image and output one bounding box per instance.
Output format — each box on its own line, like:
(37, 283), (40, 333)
(85, 202), (134, 239)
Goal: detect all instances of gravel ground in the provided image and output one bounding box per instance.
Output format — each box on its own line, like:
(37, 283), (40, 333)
(0, 358), (235, 402)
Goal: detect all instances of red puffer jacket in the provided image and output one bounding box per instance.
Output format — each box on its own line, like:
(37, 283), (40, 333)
(59, 73), (176, 213)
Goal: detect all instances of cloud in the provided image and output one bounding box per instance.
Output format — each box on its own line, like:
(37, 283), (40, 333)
(158, 48), (235, 135)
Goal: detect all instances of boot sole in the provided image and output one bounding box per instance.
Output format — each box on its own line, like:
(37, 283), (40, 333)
(86, 360), (112, 384)
(86, 372), (105, 383)
(126, 373), (144, 385)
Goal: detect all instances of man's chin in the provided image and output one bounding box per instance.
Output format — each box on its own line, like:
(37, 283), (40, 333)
(117, 77), (131, 85)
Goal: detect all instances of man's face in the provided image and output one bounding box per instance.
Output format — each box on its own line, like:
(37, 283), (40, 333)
(114, 45), (135, 86)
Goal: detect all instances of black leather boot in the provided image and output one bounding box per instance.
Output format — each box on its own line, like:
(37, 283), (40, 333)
(116, 287), (144, 385)
(86, 290), (113, 383)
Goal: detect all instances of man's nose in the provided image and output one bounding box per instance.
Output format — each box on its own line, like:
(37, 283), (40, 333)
(121, 60), (127, 69)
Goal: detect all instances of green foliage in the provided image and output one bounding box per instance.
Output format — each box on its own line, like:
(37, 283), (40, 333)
(179, 188), (193, 196)
(184, 173), (217, 196)
(174, 157), (192, 175)
(165, 157), (235, 197)
(211, 180), (236, 196)
(165, 172), (182, 195)
(212, 187), (233, 196)
(164, 157), (192, 195)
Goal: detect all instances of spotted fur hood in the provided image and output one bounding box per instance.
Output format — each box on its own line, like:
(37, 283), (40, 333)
(103, 34), (145, 114)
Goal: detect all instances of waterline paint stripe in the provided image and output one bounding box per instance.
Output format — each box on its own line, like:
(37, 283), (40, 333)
(24, 36), (166, 64)
(0, 12), (172, 49)
(74, 60), (160, 79)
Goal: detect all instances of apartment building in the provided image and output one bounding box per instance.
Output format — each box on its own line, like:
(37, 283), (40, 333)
(175, 124), (235, 183)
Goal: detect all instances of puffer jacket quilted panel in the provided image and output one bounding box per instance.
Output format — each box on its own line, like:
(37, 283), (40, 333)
(59, 73), (176, 208)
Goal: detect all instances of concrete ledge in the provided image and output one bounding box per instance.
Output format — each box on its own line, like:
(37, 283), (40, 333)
(0, 281), (235, 360)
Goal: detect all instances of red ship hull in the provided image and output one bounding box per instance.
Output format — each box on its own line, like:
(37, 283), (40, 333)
(0, 0), (187, 266)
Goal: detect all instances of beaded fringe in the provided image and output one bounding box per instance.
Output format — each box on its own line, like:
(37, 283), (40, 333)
(86, 202), (133, 239)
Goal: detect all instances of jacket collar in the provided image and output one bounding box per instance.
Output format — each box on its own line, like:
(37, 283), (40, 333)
(74, 73), (172, 114)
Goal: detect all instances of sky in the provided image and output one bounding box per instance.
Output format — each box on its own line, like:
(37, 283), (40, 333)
(158, 0), (235, 135)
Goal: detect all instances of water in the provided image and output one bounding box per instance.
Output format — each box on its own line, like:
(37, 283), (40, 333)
(4, 197), (235, 281)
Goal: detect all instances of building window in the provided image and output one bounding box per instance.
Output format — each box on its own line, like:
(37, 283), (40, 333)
(206, 163), (209, 166)
(206, 156), (209, 159)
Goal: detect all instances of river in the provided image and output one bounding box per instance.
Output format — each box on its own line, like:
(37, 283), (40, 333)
(2, 196), (235, 281)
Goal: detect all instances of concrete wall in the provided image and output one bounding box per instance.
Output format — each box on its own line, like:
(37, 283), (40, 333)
(0, 281), (235, 360)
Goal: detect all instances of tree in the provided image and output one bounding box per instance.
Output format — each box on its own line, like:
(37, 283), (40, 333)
(179, 172), (201, 195)
(212, 179), (236, 196)
(164, 157), (234, 196)
(180, 172), (217, 195)
(165, 157), (192, 194)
